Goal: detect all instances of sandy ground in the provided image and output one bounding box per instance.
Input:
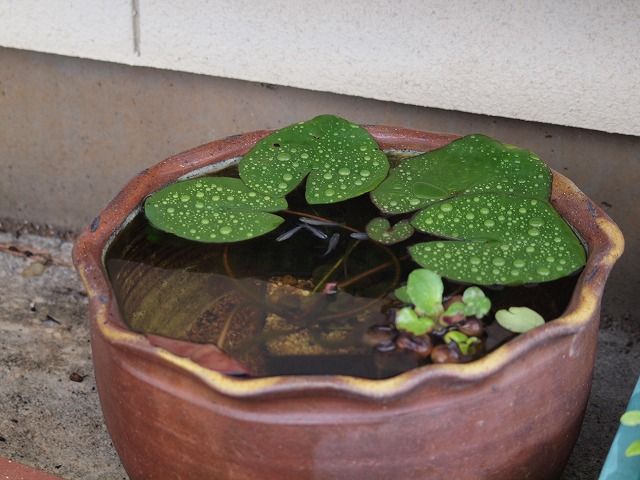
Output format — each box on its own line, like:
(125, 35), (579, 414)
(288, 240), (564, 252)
(0, 232), (126, 479)
(0, 229), (638, 479)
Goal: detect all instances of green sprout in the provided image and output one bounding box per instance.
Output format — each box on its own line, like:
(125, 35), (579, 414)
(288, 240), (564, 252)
(444, 330), (480, 356)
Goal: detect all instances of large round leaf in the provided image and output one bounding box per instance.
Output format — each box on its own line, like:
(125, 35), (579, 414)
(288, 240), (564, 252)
(409, 193), (586, 285)
(145, 177), (287, 243)
(371, 134), (551, 214)
(239, 115), (389, 204)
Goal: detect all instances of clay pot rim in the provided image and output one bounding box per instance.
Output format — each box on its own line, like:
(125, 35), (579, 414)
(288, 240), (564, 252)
(73, 125), (624, 401)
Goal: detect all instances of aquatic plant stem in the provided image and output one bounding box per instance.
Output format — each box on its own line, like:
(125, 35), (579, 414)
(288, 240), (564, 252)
(217, 305), (238, 349)
(338, 254), (409, 289)
(312, 240), (360, 294)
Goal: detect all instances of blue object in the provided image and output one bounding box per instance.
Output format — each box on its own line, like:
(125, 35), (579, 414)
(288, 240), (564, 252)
(600, 376), (640, 479)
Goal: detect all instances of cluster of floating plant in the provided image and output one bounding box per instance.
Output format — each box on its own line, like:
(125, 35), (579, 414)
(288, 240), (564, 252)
(367, 267), (544, 364)
(144, 114), (587, 368)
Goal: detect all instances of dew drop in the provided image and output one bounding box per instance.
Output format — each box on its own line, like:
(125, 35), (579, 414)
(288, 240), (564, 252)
(278, 182), (288, 189)
(470, 257), (481, 265)
(537, 266), (550, 276)
(220, 226), (232, 235)
(324, 188), (335, 197)
(466, 212), (475, 220)
(166, 207), (175, 214)
(282, 173), (293, 181)
(277, 152), (290, 161)
(492, 257), (506, 266)
(529, 217), (544, 227)
(360, 170), (371, 177)
(180, 195), (191, 202)
(528, 227), (540, 237)
(484, 219), (495, 227)
(440, 203), (453, 212)
(195, 202), (204, 209)
(196, 192), (204, 198)
(201, 219), (210, 225)
(300, 153), (309, 159)
(338, 167), (350, 176)
(513, 259), (526, 268)
(480, 207), (490, 214)
(323, 172), (333, 180)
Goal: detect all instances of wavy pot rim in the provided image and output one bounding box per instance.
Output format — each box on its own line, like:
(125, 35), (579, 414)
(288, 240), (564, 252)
(72, 125), (624, 401)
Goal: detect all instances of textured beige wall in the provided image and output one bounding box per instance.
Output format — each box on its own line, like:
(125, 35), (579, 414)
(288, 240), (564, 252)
(0, 1), (638, 135)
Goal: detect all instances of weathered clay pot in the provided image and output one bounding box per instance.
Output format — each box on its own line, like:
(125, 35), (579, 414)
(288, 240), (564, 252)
(73, 126), (624, 480)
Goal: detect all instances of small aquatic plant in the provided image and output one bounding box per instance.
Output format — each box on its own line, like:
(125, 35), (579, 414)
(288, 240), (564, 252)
(388, 268), (486, 363)
(142, 114), (586, 371)
(495, 306), (545, 333)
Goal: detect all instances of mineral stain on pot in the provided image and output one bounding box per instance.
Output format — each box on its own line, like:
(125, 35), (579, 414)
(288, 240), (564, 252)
(105, 163), (579, 379)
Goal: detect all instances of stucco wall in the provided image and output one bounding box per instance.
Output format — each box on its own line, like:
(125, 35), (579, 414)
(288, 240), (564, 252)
(0, 0), (638, 135)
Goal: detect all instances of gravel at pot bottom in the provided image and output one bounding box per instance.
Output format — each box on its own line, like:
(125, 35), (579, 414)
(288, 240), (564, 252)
(0, 226), (637, 480)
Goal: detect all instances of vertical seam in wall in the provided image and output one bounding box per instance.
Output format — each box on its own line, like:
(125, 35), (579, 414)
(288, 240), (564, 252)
(131, 0), (141, 56)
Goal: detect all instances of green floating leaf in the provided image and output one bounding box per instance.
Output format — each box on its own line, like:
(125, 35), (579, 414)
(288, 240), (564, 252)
(371, 134), (551, 214)
(395, 307), (435, 336)
(495, 307), (545, 333)
(410, 193), (586, 285)
(462, 286), (491, 318)
(239, 115), (389, 204)
(366, 217), (414, 245)
(406, 269), (444, 317)
(393, 286), (412, 304)
(626, 440), (640, 457)
(621, 410), (640, 427)
(444, 330), (480, 355)
(144, 177), (287, 243)
(443, 301), (465, 317)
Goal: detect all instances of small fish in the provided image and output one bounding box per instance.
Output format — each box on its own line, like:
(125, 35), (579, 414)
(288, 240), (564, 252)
(302, 224), (328, 240)
(300, 217), (339, 227)
(322, 233), (340, 256)
(276, 225), (303, 242)
(350, 232), (369, 240)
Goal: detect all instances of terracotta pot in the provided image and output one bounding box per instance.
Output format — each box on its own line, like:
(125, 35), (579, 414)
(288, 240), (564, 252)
(73, 126), (624, 480)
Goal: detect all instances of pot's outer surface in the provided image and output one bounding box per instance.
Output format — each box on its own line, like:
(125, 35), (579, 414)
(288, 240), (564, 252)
(73, 126), (624, 480)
